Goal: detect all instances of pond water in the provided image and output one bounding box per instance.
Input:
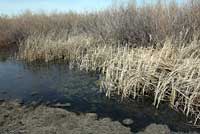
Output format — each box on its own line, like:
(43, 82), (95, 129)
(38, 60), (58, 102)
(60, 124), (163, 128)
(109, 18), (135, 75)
(0, 52), (199, 133)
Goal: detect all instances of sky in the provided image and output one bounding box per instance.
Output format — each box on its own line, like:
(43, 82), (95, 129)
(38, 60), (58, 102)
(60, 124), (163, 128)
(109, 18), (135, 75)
(0, 0), (186, 15)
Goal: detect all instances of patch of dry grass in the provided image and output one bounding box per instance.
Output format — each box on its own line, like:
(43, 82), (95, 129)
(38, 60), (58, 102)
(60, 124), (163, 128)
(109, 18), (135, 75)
(18, 34), (94, 62)
(0, 0), (200, 48)
(1, 0), (200, 127)
(78, 39), (200, 126)
(18, 33), (200, 125)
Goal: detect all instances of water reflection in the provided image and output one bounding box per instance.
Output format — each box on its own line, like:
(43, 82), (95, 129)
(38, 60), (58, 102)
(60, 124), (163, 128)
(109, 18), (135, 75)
(0, 54), (199, 133)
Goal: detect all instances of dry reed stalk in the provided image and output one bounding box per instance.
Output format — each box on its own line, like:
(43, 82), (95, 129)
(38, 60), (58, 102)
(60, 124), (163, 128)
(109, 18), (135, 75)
(18, 34), (95, 62)
(18, 33), (200, 126)
(74, 39), (200, 126)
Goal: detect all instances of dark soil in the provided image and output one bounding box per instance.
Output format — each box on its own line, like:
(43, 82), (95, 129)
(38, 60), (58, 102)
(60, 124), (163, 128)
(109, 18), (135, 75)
(0, 101), (198, 134)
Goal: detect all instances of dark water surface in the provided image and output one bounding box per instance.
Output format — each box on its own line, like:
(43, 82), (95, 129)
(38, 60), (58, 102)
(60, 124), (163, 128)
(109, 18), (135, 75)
(0, 53), (199, 133)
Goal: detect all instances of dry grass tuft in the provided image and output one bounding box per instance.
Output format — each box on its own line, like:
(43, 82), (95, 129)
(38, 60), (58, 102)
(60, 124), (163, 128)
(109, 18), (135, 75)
(18, 34), (200, 125)
(1, 0), (200, 127)
(18, 34), (95, 62)
(74, 39), (200, 126)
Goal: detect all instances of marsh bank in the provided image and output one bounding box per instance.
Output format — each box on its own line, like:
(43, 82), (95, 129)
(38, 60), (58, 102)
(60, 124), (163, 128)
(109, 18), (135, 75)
(0, 52), (199, 134)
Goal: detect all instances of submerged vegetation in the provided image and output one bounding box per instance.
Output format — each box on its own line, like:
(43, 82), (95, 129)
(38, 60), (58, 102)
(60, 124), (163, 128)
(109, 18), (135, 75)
(1, 0), (200, 126)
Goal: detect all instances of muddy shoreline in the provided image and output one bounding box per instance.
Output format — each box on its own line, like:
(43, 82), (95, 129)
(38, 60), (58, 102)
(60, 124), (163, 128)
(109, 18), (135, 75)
(0, 101), (198, 134)
(0, 54), (200, 134)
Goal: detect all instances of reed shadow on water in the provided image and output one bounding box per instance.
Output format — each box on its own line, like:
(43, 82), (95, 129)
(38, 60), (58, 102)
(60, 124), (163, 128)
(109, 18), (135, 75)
(0, 54), (199, 133)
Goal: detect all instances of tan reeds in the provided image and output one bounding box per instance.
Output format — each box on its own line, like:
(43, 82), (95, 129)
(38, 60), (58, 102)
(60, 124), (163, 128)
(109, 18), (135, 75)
(18, 33), (95, 62)
(18, 31), (200, 125)
(2, 0), (200, 127)
(71, 39), (200, 126)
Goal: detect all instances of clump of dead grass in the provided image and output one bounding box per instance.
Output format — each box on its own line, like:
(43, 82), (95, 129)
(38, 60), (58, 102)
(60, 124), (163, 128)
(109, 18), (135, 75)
(4, 0), (200, 127)
(18, 33), (96, 62)
(18, 31), (200, 126)
(72, 39), (200, 126)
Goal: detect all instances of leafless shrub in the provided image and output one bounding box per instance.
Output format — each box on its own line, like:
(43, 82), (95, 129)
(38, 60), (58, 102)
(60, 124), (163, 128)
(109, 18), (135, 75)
(1, 0), (199, 48)
(1, 0), (200, 127)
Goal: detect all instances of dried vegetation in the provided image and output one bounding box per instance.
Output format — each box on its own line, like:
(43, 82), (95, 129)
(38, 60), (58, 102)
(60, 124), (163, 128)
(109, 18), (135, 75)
(1, 0), (200, 126)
